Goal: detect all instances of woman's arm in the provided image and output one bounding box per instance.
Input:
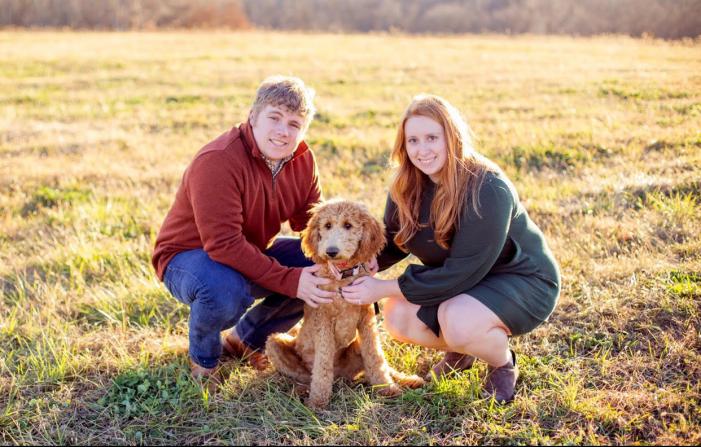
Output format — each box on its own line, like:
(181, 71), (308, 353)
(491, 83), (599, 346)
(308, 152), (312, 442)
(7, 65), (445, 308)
(341, 276), (404, 305)
(344, 176), (516, 306)
(397, 176), (515, 306)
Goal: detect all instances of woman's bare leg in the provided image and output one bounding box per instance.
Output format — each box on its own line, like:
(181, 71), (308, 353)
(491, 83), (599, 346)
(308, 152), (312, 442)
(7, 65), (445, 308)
(382, 296), (448, 350)
(383, 293), (512, 367)
(437, 294), (512, 367)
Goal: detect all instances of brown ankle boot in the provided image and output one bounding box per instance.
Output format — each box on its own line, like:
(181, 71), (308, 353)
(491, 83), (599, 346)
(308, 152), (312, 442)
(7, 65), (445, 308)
(189, 358), (221, 392)
(222, 331), (269, 371)
(425, 351), (476, 381)
(483, 350), (518, 403)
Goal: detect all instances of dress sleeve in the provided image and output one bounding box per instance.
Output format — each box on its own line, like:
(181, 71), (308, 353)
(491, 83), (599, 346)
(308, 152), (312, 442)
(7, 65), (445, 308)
(397, 177), (514, 305)
(376, 195), (410, 271)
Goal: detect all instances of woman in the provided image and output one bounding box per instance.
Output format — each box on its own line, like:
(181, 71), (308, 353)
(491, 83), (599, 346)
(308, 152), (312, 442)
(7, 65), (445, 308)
(341, 94), (560, 403)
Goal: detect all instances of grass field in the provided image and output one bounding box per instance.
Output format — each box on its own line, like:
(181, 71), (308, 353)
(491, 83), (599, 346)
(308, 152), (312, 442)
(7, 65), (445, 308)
(0, 31), (700, 445)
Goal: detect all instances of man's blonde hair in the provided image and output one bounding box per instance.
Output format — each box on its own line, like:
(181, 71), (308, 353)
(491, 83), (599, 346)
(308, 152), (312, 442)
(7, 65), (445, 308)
(250, 75), (316, 127)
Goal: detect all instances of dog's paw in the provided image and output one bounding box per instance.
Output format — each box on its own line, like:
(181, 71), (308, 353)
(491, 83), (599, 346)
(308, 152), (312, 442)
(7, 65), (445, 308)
(305, 395), (330, 409)
(292, 381), (310, 398)
(396, 374), (425, 389)
(375, 383), (402, 397)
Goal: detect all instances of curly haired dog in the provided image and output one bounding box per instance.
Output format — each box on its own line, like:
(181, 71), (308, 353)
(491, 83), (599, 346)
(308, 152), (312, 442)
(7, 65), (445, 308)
(265, 200), (424, 409)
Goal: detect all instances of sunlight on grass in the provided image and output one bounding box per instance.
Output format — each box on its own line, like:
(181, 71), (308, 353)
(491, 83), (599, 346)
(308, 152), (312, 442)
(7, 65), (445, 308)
(21, 333), (84, 384)
(646, 192), (699, 220)
(1, 30), (699, 445)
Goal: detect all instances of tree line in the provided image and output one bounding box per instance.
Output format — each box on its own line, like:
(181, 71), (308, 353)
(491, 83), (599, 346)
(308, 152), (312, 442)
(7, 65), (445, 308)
(2, 0), (700, 39)
(0, 0), (250, 29)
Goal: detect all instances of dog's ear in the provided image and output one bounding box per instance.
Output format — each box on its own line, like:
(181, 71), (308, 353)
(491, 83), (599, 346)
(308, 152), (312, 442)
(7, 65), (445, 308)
(301, 206), (324, 264)
(358, 213), (386, 262)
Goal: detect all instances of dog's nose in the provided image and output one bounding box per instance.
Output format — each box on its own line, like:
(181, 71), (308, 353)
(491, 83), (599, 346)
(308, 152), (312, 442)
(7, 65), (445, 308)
(326, 247), (340, 258)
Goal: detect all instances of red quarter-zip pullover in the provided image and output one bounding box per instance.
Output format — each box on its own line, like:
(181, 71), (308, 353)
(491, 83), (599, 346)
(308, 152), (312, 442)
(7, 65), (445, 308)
(152, 121), (321, 297)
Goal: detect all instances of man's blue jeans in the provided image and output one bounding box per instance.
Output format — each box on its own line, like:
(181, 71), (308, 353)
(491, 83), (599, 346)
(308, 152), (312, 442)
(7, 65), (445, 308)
(163, 237), (311, 369)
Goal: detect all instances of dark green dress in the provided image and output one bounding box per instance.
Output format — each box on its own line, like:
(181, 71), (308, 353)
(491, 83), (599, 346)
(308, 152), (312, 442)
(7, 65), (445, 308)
(377, 170), (560, 336)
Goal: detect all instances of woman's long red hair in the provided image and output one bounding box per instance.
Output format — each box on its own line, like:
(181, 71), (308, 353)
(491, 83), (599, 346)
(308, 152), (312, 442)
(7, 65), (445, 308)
(389, 94), (496, 250)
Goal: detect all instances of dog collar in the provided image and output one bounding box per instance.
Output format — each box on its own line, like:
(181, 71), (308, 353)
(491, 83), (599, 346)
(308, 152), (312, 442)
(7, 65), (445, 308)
(328, 262), (380, 315)
(327, 262), (368, 280)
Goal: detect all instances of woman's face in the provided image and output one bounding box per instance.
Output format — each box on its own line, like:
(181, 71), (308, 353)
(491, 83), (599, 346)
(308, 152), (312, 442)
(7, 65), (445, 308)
(404, 115), (448, 182)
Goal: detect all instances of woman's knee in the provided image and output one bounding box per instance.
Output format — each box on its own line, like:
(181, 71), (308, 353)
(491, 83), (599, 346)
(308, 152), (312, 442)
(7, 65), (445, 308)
(438, 295), (511, 351)
(437, 301), (466, 349)
(383, 298), (440, 347)
(382, 298), (413, 341)
(437, 297), (487, 350)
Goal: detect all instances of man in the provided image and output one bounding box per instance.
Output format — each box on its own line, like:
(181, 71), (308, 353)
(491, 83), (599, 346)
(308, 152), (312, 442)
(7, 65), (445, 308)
(152, 76), (335, 383)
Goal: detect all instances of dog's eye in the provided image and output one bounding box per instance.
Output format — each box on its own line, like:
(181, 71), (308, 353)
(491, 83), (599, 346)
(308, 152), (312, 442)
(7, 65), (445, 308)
(344, 222), (353, 230)
(324, 222), (332, 230)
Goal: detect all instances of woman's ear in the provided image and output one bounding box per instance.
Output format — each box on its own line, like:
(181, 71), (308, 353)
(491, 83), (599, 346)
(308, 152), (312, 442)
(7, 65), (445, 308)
(301, 209), (323, 263)
(359, 214), (386, 261)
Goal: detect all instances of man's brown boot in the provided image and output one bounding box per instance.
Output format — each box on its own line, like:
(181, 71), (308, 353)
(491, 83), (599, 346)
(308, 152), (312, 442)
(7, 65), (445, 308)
(189, 358), (221, 393)
(222, 331), (269, 371)
(483, 350), (518, 403)
(425, 351), (476, 381)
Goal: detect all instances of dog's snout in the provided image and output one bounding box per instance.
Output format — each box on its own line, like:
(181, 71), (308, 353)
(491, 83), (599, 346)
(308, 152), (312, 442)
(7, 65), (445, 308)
(326, 247), (340, 258)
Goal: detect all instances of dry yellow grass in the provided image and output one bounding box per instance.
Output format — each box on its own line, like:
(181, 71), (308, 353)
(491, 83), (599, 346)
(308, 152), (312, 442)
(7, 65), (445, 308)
(0, 31), (700, 444)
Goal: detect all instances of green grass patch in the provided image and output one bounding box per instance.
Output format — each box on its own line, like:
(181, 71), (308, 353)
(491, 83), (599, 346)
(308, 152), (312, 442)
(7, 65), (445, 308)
(164, 94), (206, 104)
(6, 245), (151, 298)
(96, 362), (201, 419)
(74, 286), (187, 329)
(348, 109), (396, 128)
(510, 143), (589, 171)
(645, 138), (701, 152)
(673, 103), (701, 116)
(361, 153), (388, 176)
(643, 191), (699, 222)
(0, 94), (50, 106)
(666, 271), (701, 299)
(418, 371), (483, 419)
(566, 330), (638, 357)
(569, 179), (701, 218)
(599, 84), (690, 101)
(21, 185), (91, 217)
(16, 334), (86, 384)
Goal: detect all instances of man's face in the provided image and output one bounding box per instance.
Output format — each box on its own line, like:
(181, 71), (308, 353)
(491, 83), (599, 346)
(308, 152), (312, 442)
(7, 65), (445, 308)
(250, 104), (307, 160)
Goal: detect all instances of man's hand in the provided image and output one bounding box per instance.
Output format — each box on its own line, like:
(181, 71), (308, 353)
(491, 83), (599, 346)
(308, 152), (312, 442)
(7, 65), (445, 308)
(296, 264), (335, 308)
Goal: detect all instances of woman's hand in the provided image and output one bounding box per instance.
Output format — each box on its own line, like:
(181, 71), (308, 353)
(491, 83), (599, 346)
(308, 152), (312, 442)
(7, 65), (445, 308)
(366, 256), (379, 276)
(341, 276), (386, 305)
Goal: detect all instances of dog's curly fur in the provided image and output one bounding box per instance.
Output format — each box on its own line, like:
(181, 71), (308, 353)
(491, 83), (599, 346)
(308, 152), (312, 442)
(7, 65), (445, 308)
(265, 199), (424, 409)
